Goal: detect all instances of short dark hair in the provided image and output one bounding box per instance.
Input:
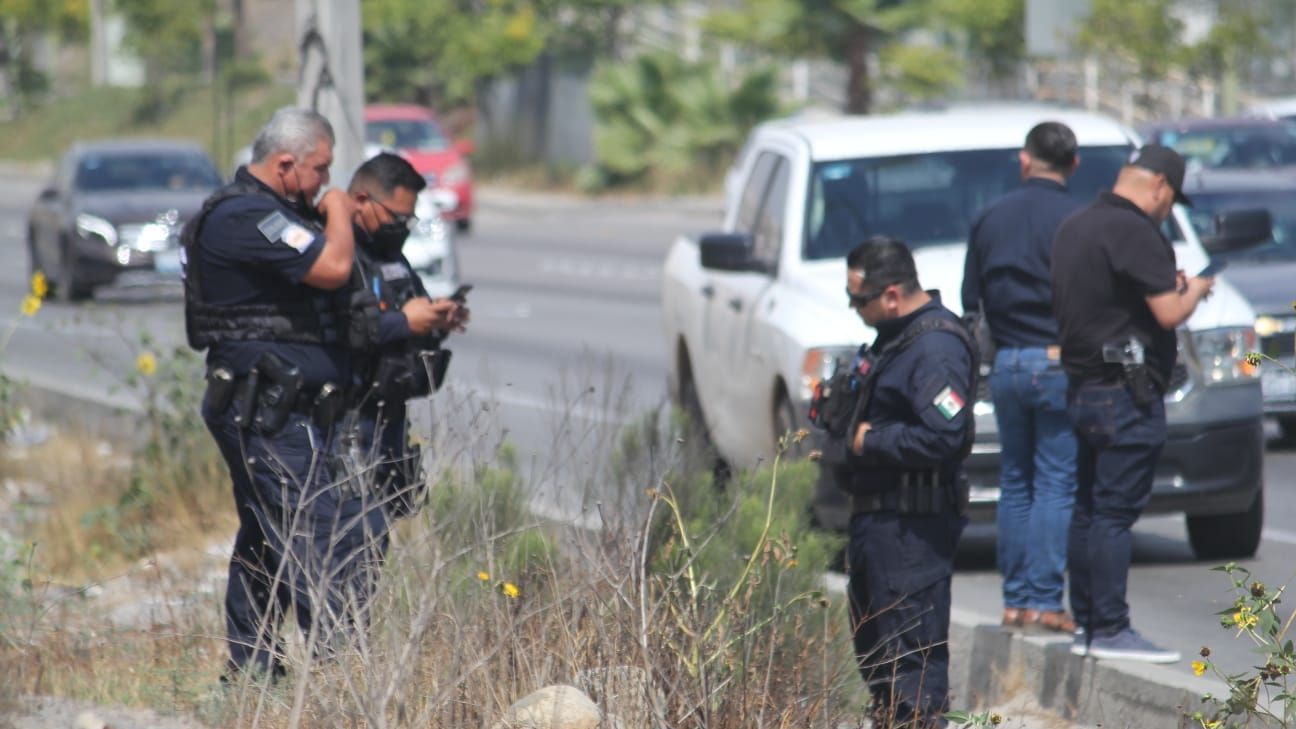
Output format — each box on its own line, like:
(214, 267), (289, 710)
(350, 152), (427, 197)
(1024, 121), (1077, 172)
(846, 235), (920, 292)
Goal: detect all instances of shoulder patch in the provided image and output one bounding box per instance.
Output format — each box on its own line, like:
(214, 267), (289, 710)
(281, 224), (314, 253)
(933, 386), (965, 420)
(380, 262), (411, 281)
(256, 211), (290, 243)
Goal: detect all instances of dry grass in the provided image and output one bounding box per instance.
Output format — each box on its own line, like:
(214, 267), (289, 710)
(1, 367), (861, 727)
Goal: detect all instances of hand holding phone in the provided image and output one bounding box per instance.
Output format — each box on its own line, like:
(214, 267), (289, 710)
(450, 283), (473, 303)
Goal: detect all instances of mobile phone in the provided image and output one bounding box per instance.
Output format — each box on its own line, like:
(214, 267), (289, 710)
(1196, 260), (1228, 278)
(450, 283), (473, 303)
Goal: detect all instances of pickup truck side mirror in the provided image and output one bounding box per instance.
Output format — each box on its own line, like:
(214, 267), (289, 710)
(1202, 208), (1273, 254)
(699, 232), (768, 273)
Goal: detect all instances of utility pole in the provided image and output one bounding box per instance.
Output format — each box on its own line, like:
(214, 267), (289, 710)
(295, 0), (365, 185)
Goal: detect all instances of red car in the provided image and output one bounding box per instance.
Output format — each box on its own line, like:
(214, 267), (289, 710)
(365, 104), (474, 232)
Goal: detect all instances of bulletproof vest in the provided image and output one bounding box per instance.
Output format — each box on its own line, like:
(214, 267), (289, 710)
(181, 182), (376, 353)
(353, 250), (439, 403)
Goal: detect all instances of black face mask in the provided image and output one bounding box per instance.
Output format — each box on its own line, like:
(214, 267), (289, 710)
(370, 222), (411, 257)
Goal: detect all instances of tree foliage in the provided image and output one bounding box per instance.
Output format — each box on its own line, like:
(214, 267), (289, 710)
(112, 0), (215, 80)
(0, 0), (87, 113)
(583, 52), (781, 190)
(363, 0), (548, 108)
(705, 0), (958, 113)
(934, 0), (1023, 81)
(1075, 0), (1186, 81)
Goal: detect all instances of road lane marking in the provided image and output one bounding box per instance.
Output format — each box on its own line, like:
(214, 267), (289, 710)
(540, 257), (660, 283)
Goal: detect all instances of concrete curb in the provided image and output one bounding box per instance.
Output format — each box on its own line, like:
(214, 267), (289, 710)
(948, 606), (1221, 728)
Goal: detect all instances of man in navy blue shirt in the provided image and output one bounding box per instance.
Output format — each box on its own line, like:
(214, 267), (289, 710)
(345, 153), (466, 519)
(184, 107), (381, 682)
(824, 236), (975, 728)
(962, 121), (1083, 636)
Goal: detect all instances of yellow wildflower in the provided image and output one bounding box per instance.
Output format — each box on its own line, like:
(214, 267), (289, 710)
(1204, 720), (1221, 729)
(20, 295), (41, 317)
(1192, 660), (1207, 677)
(502, 582), (520, 599)
(30, 271), (48, 299)
(136, 352), (157, 376)
(477, 571), (490, 582)
(989, 713), (1003, 725)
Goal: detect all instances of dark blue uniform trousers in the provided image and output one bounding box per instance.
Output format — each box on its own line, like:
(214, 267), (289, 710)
(1066, 382), (1165, 639)
(352, 405), (424, 520)
(848, 509), (963, 727)
(205, 396), (390, 677)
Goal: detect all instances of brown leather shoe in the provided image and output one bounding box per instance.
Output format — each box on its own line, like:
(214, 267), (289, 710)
(1002, 607), (1027, 630)
(1022, 609), (1077, 634)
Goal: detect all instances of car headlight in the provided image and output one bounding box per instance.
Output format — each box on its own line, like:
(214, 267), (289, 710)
(799, 346), (856, 402)
(1190, 326), (1259, 382)
(440, 161), (469, 187)
(75, 213), (117, 246)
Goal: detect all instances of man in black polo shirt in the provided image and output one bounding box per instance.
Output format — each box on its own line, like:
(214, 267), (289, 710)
(1051, 145), (1214, 663)
(963, 121), (1083, 636)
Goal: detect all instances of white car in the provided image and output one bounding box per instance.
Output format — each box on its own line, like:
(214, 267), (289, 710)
(661, 105), (1267, 559)
(404, 188), (461, 299)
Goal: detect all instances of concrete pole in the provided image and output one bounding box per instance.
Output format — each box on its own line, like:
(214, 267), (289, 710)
(295, 0), (366, 187)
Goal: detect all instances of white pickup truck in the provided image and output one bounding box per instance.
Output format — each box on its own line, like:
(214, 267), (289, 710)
(660, 106), (1268, 559)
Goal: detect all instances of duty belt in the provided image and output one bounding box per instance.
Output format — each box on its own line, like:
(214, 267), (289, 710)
(850, 469), (953, 515)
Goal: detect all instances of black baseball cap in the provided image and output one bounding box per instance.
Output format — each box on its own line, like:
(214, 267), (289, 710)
(1130, 144), (1192, 206)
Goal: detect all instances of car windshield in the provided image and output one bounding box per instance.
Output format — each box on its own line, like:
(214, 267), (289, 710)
(1151, 126), (1296, 169)
(367, 119), (448, 152)
(75, 152), (221, 192)
(1189, 189), (1296, 262)
(804, 145), (1136, 259)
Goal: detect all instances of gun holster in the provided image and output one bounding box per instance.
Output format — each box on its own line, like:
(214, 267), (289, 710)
(313, 383), (344, 432)
(1123, 364), (1161, 407)
(251, 352), (304, 435)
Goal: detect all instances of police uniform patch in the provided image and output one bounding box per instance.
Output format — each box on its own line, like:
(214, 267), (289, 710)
(281, 224), (314, 253)
(933, 386), (965, 420)
(256, 211), (290, 243)
(380, 262), (410, 281)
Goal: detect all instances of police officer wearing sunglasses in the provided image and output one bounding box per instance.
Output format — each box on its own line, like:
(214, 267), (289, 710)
(344, 152), (467, 520)
(812, 236), (977, 728)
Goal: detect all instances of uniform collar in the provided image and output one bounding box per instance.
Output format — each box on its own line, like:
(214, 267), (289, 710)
(234, 165), (287, 202)
(1099, 190), (1153, 223)
(1025, 176), (1067, 192)
(874, 291), (943, 344)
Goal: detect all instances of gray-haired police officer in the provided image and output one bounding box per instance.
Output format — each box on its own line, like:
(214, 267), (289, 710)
(813, 236), (976, 728)
(183, 107), (384, 681)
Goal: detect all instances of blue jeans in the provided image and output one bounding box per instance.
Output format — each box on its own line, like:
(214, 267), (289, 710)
(1066, 381), (1165, 638)
(991, 347), (1077, 612)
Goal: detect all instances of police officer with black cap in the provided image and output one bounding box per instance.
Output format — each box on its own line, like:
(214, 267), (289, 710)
(183, 107), (384, 681)
(811, 236), (976, 728)
(344, 152), (467, 518)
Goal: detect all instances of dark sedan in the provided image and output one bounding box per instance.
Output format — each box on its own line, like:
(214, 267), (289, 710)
(27, 139), (222, 301)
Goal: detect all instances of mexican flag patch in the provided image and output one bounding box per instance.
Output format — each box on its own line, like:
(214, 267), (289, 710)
(933, 386), (965, 420)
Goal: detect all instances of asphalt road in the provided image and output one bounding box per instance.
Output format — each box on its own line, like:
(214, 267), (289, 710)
(3, 178), (1296, 682)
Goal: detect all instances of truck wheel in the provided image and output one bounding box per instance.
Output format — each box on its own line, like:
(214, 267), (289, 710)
(774, 389), (807, 460)
(1186, 490), (1263, 560)
(57, 242), (92, 302)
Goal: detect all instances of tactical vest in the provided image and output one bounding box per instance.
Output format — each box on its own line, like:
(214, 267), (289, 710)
(353, 251), (440, 406)
(181, 182), (379, 353)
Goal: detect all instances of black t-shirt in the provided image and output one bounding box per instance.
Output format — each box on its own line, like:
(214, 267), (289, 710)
(196, 167), (350, 386)
(1051, 191), (1178, 386)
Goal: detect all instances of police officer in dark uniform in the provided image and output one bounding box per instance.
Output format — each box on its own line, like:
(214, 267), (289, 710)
(183, 107), (383, 680)
(344, 152), (466, 518)
(812, 236), (975, 728)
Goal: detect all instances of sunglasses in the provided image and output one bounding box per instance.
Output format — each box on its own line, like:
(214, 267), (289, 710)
(846, 286), (887, 308)
(372, 198), (419, 230)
